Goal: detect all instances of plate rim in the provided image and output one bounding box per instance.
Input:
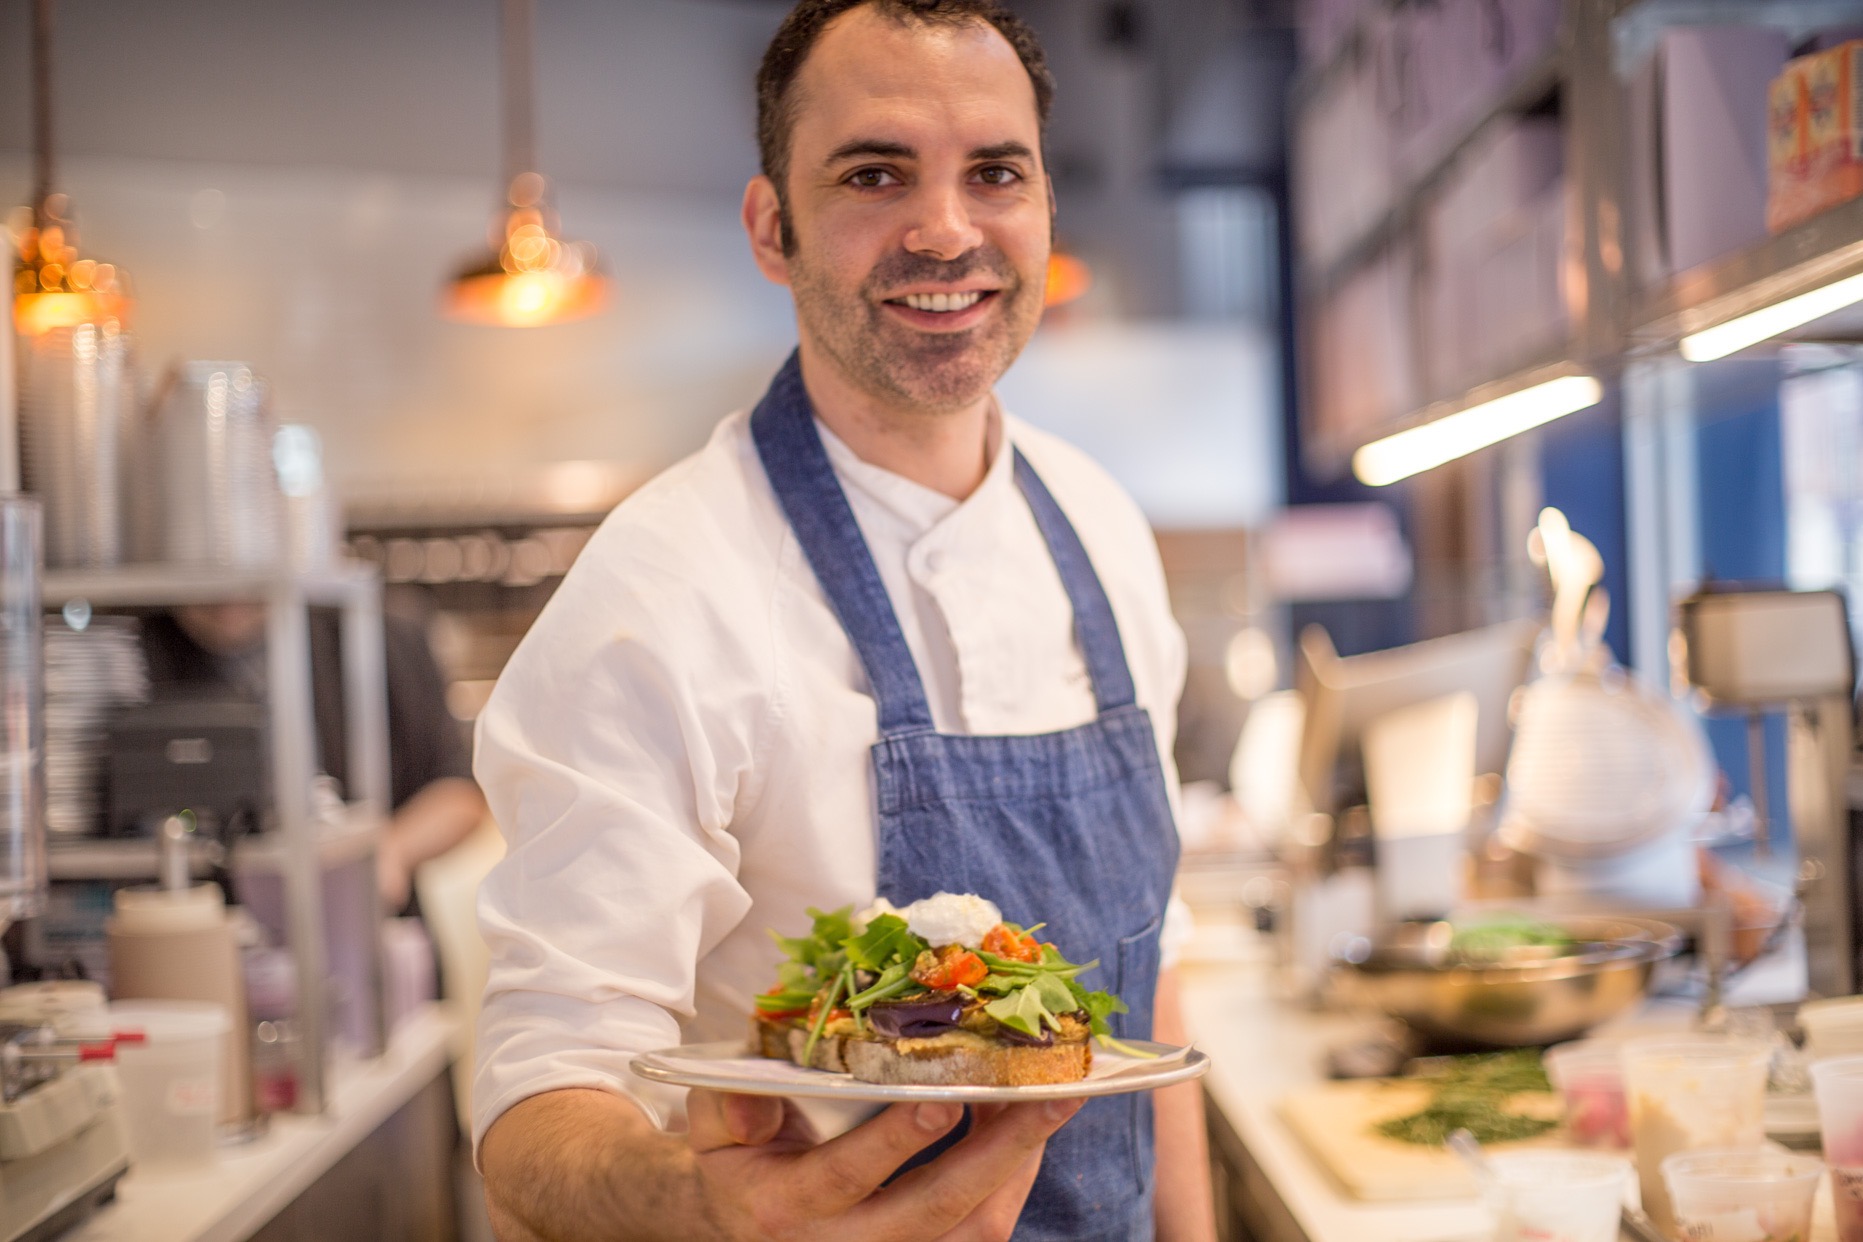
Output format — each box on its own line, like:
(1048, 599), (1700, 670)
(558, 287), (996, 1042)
(629, 1038), (1209, 1103)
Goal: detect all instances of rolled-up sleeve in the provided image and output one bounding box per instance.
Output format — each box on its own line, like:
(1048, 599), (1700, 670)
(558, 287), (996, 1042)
(470, 503), (773, 1151)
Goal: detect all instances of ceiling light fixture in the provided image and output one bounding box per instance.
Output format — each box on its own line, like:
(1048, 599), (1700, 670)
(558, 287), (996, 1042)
(442, 0), (605, 328)
(1045, 246), (1092, 308)
(1679, 270), (1863, 362)
(1353, 374), (1603, 487)
(12, 0), (130, 337)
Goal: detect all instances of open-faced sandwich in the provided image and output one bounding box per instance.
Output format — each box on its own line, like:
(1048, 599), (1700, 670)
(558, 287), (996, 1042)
(750, 892), (1134, 1087)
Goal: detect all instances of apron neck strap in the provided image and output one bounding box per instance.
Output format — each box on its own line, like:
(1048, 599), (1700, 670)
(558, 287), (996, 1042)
(751, 353), (937, 736)
(1010, 450), (1137, 713)
(750, 351), (1139, 736)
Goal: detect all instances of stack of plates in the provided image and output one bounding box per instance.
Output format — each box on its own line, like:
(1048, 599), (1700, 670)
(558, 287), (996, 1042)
(150, 362), (282, 567)
(44, 618), (148, 837)
(19, 323), (137, 569)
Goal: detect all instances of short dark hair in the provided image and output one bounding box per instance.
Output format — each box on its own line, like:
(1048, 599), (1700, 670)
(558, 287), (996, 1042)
(756, 1), (1055, 213)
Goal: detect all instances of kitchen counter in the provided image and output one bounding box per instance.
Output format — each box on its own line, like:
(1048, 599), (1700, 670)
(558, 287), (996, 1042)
(66, 1003), (458, 1242)
(1177, 923), (1835, 1242)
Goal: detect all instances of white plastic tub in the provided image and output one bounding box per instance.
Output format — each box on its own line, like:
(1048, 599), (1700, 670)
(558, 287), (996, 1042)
(107, 1000), (229, 1170)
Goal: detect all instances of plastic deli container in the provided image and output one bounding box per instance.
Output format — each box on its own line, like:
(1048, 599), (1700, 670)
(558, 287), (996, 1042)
(1812, 1055), (1863, 1241)
(1480, 1150), (1629, 1242)
(107, 1000), (229, 1170)
(1802, 997), (1863, 1063)
(1661, 1148), (1823, 1242)
(1622, 1036), (1770, 1237)
(1544, 1040), (1630, 1149)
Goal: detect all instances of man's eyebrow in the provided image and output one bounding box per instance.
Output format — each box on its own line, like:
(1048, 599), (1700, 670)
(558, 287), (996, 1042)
(970, 142), (1036, 162)
(825, 139), (916, 164)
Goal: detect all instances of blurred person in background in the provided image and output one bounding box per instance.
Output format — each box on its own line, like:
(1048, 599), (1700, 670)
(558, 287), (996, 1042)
(141, 602), (487, 914)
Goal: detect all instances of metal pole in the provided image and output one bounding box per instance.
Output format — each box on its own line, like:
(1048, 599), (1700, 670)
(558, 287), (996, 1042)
(30, 0), (54, 207)
(502, 0), (535, 186)
(267, 584), (329, 1112)
(1747, 710), (1770, 856)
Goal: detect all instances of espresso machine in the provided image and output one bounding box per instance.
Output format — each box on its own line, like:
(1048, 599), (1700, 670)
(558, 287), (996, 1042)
(0, 497), (132, 1242)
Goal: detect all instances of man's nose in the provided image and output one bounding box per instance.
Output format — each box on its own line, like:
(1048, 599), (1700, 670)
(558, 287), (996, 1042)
(902, 183), (984, 261)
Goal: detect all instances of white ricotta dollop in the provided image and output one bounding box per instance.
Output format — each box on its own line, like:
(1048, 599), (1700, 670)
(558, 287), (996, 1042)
(899, 892), (1003, 949)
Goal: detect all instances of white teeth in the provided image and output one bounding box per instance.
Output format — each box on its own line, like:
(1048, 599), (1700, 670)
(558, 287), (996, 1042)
(902, 291), (984, 313)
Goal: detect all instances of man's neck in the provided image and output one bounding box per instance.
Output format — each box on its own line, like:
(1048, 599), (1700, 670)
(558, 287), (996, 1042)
(795, 339), (996, 502)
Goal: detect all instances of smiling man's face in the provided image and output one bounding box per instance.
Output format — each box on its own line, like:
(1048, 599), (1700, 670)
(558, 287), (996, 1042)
(747, 6), (1051, 417)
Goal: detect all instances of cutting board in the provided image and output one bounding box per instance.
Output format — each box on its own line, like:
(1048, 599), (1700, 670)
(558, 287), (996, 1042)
(1277, 1079), (1567, 1202)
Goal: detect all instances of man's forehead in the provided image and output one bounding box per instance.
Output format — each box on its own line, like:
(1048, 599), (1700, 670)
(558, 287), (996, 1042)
(790, 8), (1041, 160)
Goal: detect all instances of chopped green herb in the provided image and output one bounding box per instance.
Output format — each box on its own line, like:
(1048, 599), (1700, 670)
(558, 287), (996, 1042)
(1373, 1051), (1557, 1148)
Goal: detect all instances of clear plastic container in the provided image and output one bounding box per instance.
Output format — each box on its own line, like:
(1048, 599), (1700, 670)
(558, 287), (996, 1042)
(0, 498), (43, 933)
(1481, 1150), (1629, 1242)
(1622, 1035), (1770, 1237)
(1661, 1148), (1823, 1242)
(1544, 1039), (1630, 1149)
(108, 1000), (229, 1170)
(1802, 997), (1863, 1063)
(1811, 1055), (1863, 1241)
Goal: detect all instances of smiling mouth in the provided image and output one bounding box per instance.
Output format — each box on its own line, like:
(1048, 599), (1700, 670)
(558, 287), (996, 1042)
(886, 290), (997, 314)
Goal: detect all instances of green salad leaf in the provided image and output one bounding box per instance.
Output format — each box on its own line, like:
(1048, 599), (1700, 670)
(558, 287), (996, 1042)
(843, 913), (930, 973)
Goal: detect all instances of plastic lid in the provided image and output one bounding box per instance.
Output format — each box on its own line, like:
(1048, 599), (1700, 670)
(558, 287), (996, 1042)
(0, 980), (110, 1036)
(106, 1000), (231, 1042)
(112, 882), (226, 934)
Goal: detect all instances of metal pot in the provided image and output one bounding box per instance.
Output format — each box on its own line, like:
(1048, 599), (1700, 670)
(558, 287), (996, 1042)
(1332, 915), (1683, 1048)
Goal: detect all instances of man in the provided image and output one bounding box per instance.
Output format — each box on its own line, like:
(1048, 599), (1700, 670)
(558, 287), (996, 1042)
(142, 604), (486, 912)
(475, 3), (1216, 1238)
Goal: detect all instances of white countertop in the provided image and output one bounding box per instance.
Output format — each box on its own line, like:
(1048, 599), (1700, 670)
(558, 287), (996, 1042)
(1177, 924), (1837, 1242)
(67, 1003), (458, 1242)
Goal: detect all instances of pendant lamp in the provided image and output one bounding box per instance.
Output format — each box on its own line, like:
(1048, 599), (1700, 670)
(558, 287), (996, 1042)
(442, 0), (606, 327)
(12, 0), (130, 337)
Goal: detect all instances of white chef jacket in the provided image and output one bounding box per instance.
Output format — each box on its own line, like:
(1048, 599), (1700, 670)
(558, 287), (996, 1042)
(471, 401), (1189, 1149)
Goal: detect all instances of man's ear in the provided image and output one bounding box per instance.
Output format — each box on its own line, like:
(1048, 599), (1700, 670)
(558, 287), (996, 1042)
(743, 176), (792, 287)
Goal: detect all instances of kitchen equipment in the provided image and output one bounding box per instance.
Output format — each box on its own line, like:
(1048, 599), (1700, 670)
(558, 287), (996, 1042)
(1811, 1055), (1863, 1239)
(44, 615), (147, 837)
(1275, 1077), (1565, 1201)
(107, 817), (252, 1128)
(1502, 511), (1713, 908)
(1543, 1038), (1630, 1149)
(151, 361), (283, 567)
(1661, 1147), (1823, 1242)
(1333, 915), (1684, 1048)
(103, 697), (267, 838)
(0, 1018), (130, 1242)
(18, 323), (134, 569)
(1480, 1149), (1630, 1242)
(0, 499), (44, 933)
(1622, 1035), (1770, 1235)
(105, 999), (227, 1171)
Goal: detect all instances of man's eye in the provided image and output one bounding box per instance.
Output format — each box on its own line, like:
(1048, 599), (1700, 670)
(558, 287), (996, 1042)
(976, 165), (1021, 186)
(848, 168), (896, 188)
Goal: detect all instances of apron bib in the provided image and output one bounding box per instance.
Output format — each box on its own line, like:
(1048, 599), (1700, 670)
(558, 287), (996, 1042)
(751, 354), (1180, 1241)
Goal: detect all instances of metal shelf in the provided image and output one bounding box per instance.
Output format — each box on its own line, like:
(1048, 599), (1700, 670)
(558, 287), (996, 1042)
(43, 561), (377, 609)
(1631, 194), (1863, 351)
(45, 807), (383, 882)
(1303, 49), (1566, 302)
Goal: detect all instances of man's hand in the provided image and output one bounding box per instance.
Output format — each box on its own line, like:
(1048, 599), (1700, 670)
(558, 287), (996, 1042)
(688, 1090), (1080, 1241)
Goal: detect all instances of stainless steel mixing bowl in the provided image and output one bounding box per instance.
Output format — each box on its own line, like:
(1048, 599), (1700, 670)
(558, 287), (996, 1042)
(1332, 915), (1684, 1048)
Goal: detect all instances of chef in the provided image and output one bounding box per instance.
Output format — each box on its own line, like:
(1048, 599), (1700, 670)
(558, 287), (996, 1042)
(473, 2), (1214, 1239)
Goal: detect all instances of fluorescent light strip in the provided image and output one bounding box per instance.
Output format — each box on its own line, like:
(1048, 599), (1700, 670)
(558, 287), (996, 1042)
(1352, 375), (1604, 487)
(1680, 270), (1863, 362)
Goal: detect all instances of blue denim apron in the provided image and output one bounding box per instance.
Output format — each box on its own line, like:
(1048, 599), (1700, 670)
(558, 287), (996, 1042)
(750, 354), (1180, 1241)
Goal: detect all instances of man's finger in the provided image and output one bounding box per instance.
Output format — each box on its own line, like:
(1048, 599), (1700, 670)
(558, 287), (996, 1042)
(934, 1146), (1045, 1242)
(781, 1100), (965, 1217)
(688, 1090), (788, 1154)
(850, 1098), (1081, 1237)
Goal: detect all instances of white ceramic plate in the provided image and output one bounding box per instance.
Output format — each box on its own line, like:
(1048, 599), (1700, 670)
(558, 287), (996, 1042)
(630, 1038), (1208, 1103)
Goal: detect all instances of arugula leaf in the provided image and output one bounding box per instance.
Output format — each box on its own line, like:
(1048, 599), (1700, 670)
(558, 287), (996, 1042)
(983, 974), (1078, 1037)
(770, 905), (854, 970)
(843, 914), (929, 972)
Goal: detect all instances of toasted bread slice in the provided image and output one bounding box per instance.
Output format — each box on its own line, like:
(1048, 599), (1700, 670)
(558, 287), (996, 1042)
(748, 1014), (794, 1060)
(843, 1028), (1092, 1087)
(787, 1024), (854, 1073)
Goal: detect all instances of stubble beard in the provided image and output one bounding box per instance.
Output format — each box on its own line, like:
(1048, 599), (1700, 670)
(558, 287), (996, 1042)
(787, 241), (1042, 420)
